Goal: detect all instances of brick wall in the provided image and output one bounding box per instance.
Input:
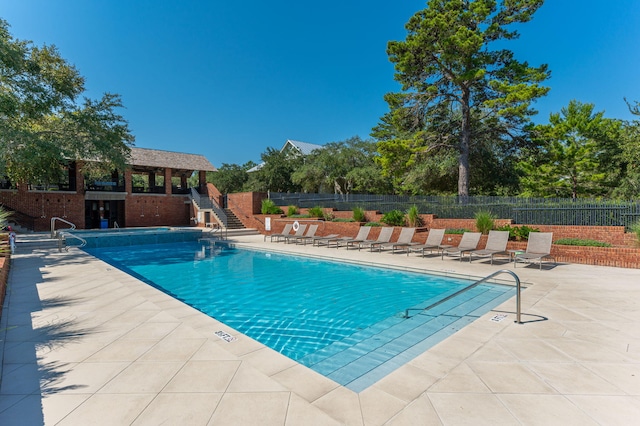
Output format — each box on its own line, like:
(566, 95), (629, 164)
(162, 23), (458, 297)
(227, 192), (268, 230)
(256, 221), (640, 268)
(0, 188), (85, 231)
(206, 183), (224, 207)
(1, 188), (192, 231)
(125, 194), (191, 228)
(226, 194), (640, 268)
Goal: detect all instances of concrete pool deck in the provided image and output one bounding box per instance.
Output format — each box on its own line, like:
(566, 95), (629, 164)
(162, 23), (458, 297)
(1, 234), (640, 425)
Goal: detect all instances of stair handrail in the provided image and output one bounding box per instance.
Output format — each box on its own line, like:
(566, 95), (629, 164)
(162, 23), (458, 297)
(190, 188), (227, 228)
(57, 231), (87, 251)
(51, 217), (76, 238)
(404, 269), (523, 324)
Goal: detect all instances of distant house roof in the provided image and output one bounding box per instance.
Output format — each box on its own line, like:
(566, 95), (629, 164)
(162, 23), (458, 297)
(129, 147), (216, 172)
(247, 139), (323, 172)
(282, 140), (324, 156)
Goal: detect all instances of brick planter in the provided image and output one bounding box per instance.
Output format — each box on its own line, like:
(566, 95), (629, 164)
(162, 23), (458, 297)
(0, 255), (10, 318)
(225, 193), (640, 269)
(254, 220), (640, 268)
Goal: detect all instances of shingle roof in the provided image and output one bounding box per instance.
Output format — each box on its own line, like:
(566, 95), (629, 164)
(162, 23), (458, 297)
(128, 147), (216, 172)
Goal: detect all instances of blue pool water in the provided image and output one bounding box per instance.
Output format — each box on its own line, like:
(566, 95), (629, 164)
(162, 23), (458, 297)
(87, 241), (515, 390)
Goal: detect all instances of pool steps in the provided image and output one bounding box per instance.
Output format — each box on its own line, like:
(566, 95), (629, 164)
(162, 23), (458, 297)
(300, 284), (516, 392)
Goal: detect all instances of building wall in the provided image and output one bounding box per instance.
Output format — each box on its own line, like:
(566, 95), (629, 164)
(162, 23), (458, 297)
(1, 171), (193, 231)
(124, 194), (191, 228)
(0, 188), (85, 231)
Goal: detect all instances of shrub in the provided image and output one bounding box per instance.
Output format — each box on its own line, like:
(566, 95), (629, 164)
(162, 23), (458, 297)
(261, 199), (283, 214)
(365, 222), (383, 227)
(381, 209), (406, 226)
(0, 206), (10, 230)
(554, 238), (612, 247)
(496, 224), (518, 239)
(323, 211), (335, 221)
(308, 206), (324, 218)
(474, 210), (495, 235)
(516, 225), (539, 240)
(632, 220), (640, 246)
(352, 206), (366, 223)
(287, 205), (299, 217)
(496, 224), (539, 240)
(406, 205), (423, 227)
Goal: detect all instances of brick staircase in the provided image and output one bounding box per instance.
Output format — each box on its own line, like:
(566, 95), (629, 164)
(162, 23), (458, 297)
(223, 208), (245, 229)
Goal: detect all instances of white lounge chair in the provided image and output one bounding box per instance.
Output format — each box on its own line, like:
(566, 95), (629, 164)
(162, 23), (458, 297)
(407, 229), (448, 257)
(312, 233), (342, 247)
(514, 232), (555, 270)
(270, 223), (293, 242)
(293, 224), (319, 245)
(469, 230), (510, 264)
(358, 227), (394, 252)
(378, 227), (418, 253)
(441, 232), (481, 261)
(283, 224), (307, 243)
(330, 226), (372, 249)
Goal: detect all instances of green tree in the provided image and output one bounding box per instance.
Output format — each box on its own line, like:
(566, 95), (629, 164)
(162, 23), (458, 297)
(374, 104), (522, 195)
(207, 161), (256, 194)
(244, 147), (302, 192)
(381, 0), (549, 197)
(291, 137), (392, 194)
(612, 99), (640, 198)
(0, 19), (133, 185)
(519, 101), (623, 198)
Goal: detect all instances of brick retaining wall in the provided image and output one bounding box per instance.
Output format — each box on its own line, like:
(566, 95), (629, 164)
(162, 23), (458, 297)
(225, 193), (640, 269)
(0, 255), (10, 318)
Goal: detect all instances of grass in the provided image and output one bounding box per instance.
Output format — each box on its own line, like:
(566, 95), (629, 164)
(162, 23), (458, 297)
(474, 210), (495, 235)
(632, 220), (640, 247)
(352, 206), (366, 222)
(554, 238), (612, 247)
(445, 228), (470, 234)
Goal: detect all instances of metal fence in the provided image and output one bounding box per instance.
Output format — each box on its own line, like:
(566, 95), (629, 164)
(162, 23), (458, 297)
(267, 193), (640, 229)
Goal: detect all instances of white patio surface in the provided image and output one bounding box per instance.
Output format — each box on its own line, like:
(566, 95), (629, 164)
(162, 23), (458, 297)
(1, 234), (639, 425)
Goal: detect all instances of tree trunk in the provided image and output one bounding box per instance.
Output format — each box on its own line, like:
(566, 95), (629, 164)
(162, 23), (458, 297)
(458, 90), (471, 199)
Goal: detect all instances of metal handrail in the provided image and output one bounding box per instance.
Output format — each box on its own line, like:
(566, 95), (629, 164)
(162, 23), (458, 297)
(404, 269), (523, 324)
(190, 188), (228, 229)
(51, 217), (76, 238)
(57, 231), (87, 252)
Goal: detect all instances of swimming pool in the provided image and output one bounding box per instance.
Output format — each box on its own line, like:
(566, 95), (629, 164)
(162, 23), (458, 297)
(86, 241), (516, 391)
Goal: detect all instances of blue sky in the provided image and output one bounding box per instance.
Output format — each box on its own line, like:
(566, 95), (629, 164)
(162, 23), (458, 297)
(2, 1), (639, 167)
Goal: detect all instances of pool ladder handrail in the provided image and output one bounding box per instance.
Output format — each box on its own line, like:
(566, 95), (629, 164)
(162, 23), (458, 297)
(51, 217), (76, 238)
(57, 231), (87, 252)
(404, 269), (523, 324)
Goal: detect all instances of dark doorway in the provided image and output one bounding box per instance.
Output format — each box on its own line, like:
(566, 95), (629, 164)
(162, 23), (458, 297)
(84, 200), (125, 229)
(85, 201), (100, 229)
